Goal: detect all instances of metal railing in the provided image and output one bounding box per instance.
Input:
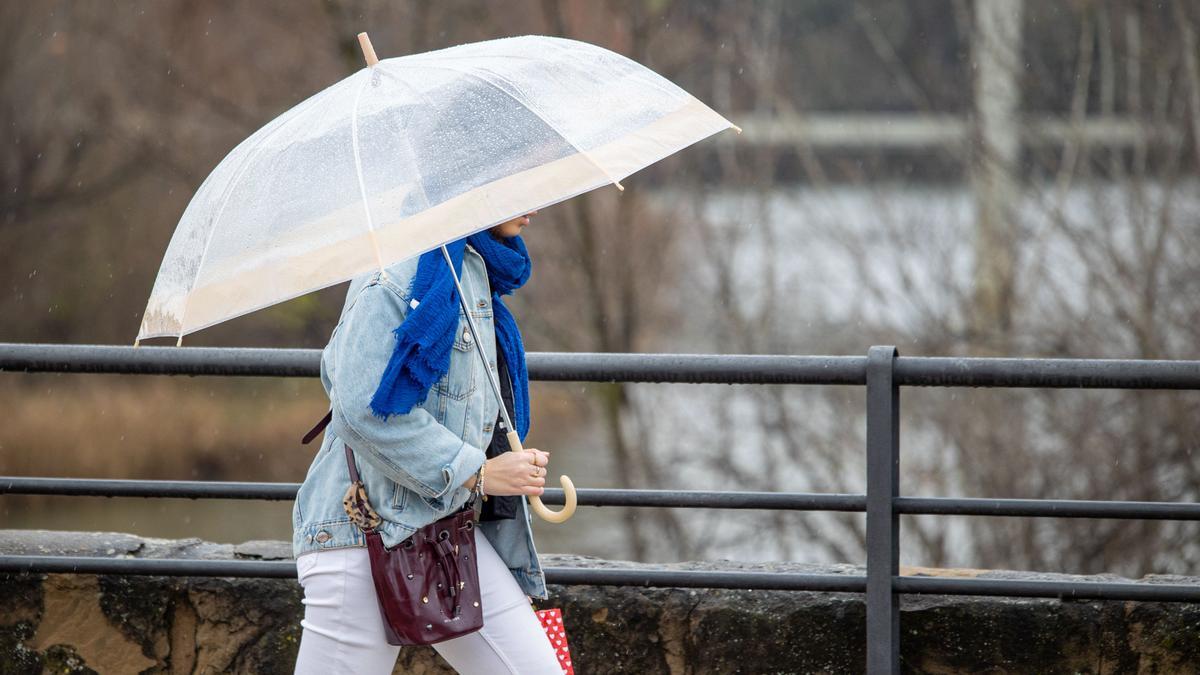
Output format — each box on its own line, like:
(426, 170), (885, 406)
(3, 342), (1200, 673)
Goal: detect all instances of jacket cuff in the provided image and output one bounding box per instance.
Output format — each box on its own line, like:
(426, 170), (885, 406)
(422, 441), (487, 511)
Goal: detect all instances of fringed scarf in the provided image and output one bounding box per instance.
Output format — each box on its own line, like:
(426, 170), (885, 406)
(369, 232), (532, 440)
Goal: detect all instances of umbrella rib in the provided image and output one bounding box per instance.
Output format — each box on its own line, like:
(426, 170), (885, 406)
(383, 62), (624, 191)
(358, 64), (439, 225)
(349, 72), (390, 277)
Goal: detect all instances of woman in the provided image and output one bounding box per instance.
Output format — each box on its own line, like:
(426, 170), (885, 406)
(292, 211), (563, 674)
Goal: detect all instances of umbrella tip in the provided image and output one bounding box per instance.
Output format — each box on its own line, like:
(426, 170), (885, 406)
(730, 123), (743, 135)
(357, 32), (380, 67)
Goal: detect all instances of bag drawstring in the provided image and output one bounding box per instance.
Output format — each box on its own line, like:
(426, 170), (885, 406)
(434, 536), (462, 617)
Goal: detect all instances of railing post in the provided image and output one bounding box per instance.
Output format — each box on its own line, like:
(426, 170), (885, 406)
(866, 346), (900, 673)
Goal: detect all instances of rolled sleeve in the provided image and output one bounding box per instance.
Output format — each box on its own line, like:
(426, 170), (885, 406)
(432, 439), (487, 506)
(326, 279), (486, 507)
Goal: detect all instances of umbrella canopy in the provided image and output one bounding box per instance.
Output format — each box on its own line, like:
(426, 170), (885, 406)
(137, 34), (737, 343)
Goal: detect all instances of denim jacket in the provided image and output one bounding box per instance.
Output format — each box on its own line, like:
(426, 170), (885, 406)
(292, 244), (548, 599)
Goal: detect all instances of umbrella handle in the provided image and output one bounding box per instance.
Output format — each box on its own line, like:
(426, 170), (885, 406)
(507, 430), (577, 523)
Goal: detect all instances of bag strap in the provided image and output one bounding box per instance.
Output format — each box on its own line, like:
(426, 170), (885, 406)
(344, 443), (362, 482)
(301, 409), (333, 445)
(299, 409), (361, 482)
(340, 442), (382, 531)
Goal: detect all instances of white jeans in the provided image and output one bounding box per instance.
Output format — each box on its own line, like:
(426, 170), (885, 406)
(294, 527), (563, 674)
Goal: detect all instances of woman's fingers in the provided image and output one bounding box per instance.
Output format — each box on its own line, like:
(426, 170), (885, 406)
(480, 449), (551, 497)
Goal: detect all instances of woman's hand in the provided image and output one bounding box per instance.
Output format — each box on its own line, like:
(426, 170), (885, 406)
(482, 448), (550, 496)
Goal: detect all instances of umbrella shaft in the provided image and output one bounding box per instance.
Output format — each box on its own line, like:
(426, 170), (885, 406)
(440, 246), (517, 434)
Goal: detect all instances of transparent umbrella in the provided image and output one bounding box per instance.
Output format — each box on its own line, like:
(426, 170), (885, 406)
(136, 33), (739, 522)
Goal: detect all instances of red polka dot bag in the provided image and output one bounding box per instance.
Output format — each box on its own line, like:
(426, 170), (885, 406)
(535, 608), (575, 674)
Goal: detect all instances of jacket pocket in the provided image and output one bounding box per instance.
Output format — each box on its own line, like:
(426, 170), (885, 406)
(389, 480), (410, 510)
(435, 318), (479, 401)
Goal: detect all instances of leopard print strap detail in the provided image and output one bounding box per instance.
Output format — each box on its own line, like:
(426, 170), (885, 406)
(342, 481), (383, 531)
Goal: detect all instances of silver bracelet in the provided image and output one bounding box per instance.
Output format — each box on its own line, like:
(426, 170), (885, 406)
(472, 463), (487, 501)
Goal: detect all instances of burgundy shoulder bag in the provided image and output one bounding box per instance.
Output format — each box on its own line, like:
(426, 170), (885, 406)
(303, 411), (484, 646)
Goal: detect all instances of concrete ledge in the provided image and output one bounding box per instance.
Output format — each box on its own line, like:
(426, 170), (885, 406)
(1, 530), (1198, 673)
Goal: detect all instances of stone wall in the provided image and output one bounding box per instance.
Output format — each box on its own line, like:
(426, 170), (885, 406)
(1, 530), (1198, 674)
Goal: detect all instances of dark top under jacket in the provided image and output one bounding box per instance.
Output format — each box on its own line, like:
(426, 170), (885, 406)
(479, 348), (520, 521)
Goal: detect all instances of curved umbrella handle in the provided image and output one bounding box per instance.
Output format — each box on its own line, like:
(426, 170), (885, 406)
(507, 431), (577, 523)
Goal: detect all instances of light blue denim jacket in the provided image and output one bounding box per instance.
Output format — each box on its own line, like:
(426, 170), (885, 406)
(292, 244), (548, 600)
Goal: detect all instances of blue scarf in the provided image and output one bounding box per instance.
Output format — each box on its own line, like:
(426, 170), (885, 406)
(369, 232), (532, 440)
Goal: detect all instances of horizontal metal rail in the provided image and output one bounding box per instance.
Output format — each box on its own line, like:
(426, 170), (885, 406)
(0, 343), (867, 385)
(0, 555), (865, 591)
(893, 496), (1200, 520)
(6, 477), (1200, 521)
(0, 476), (301, 501)
(0, 556), (299, 579)
(530, 352), (868, 385)
(536, 488), (866, 511)
(895, 356), (1200, 390)
(0, 477), (864, 511)
(2, 554), (1195, 602)
(893, 576), (1200, 603)
(0, 344), (321, 378)
(4, 343), (1200, 389)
